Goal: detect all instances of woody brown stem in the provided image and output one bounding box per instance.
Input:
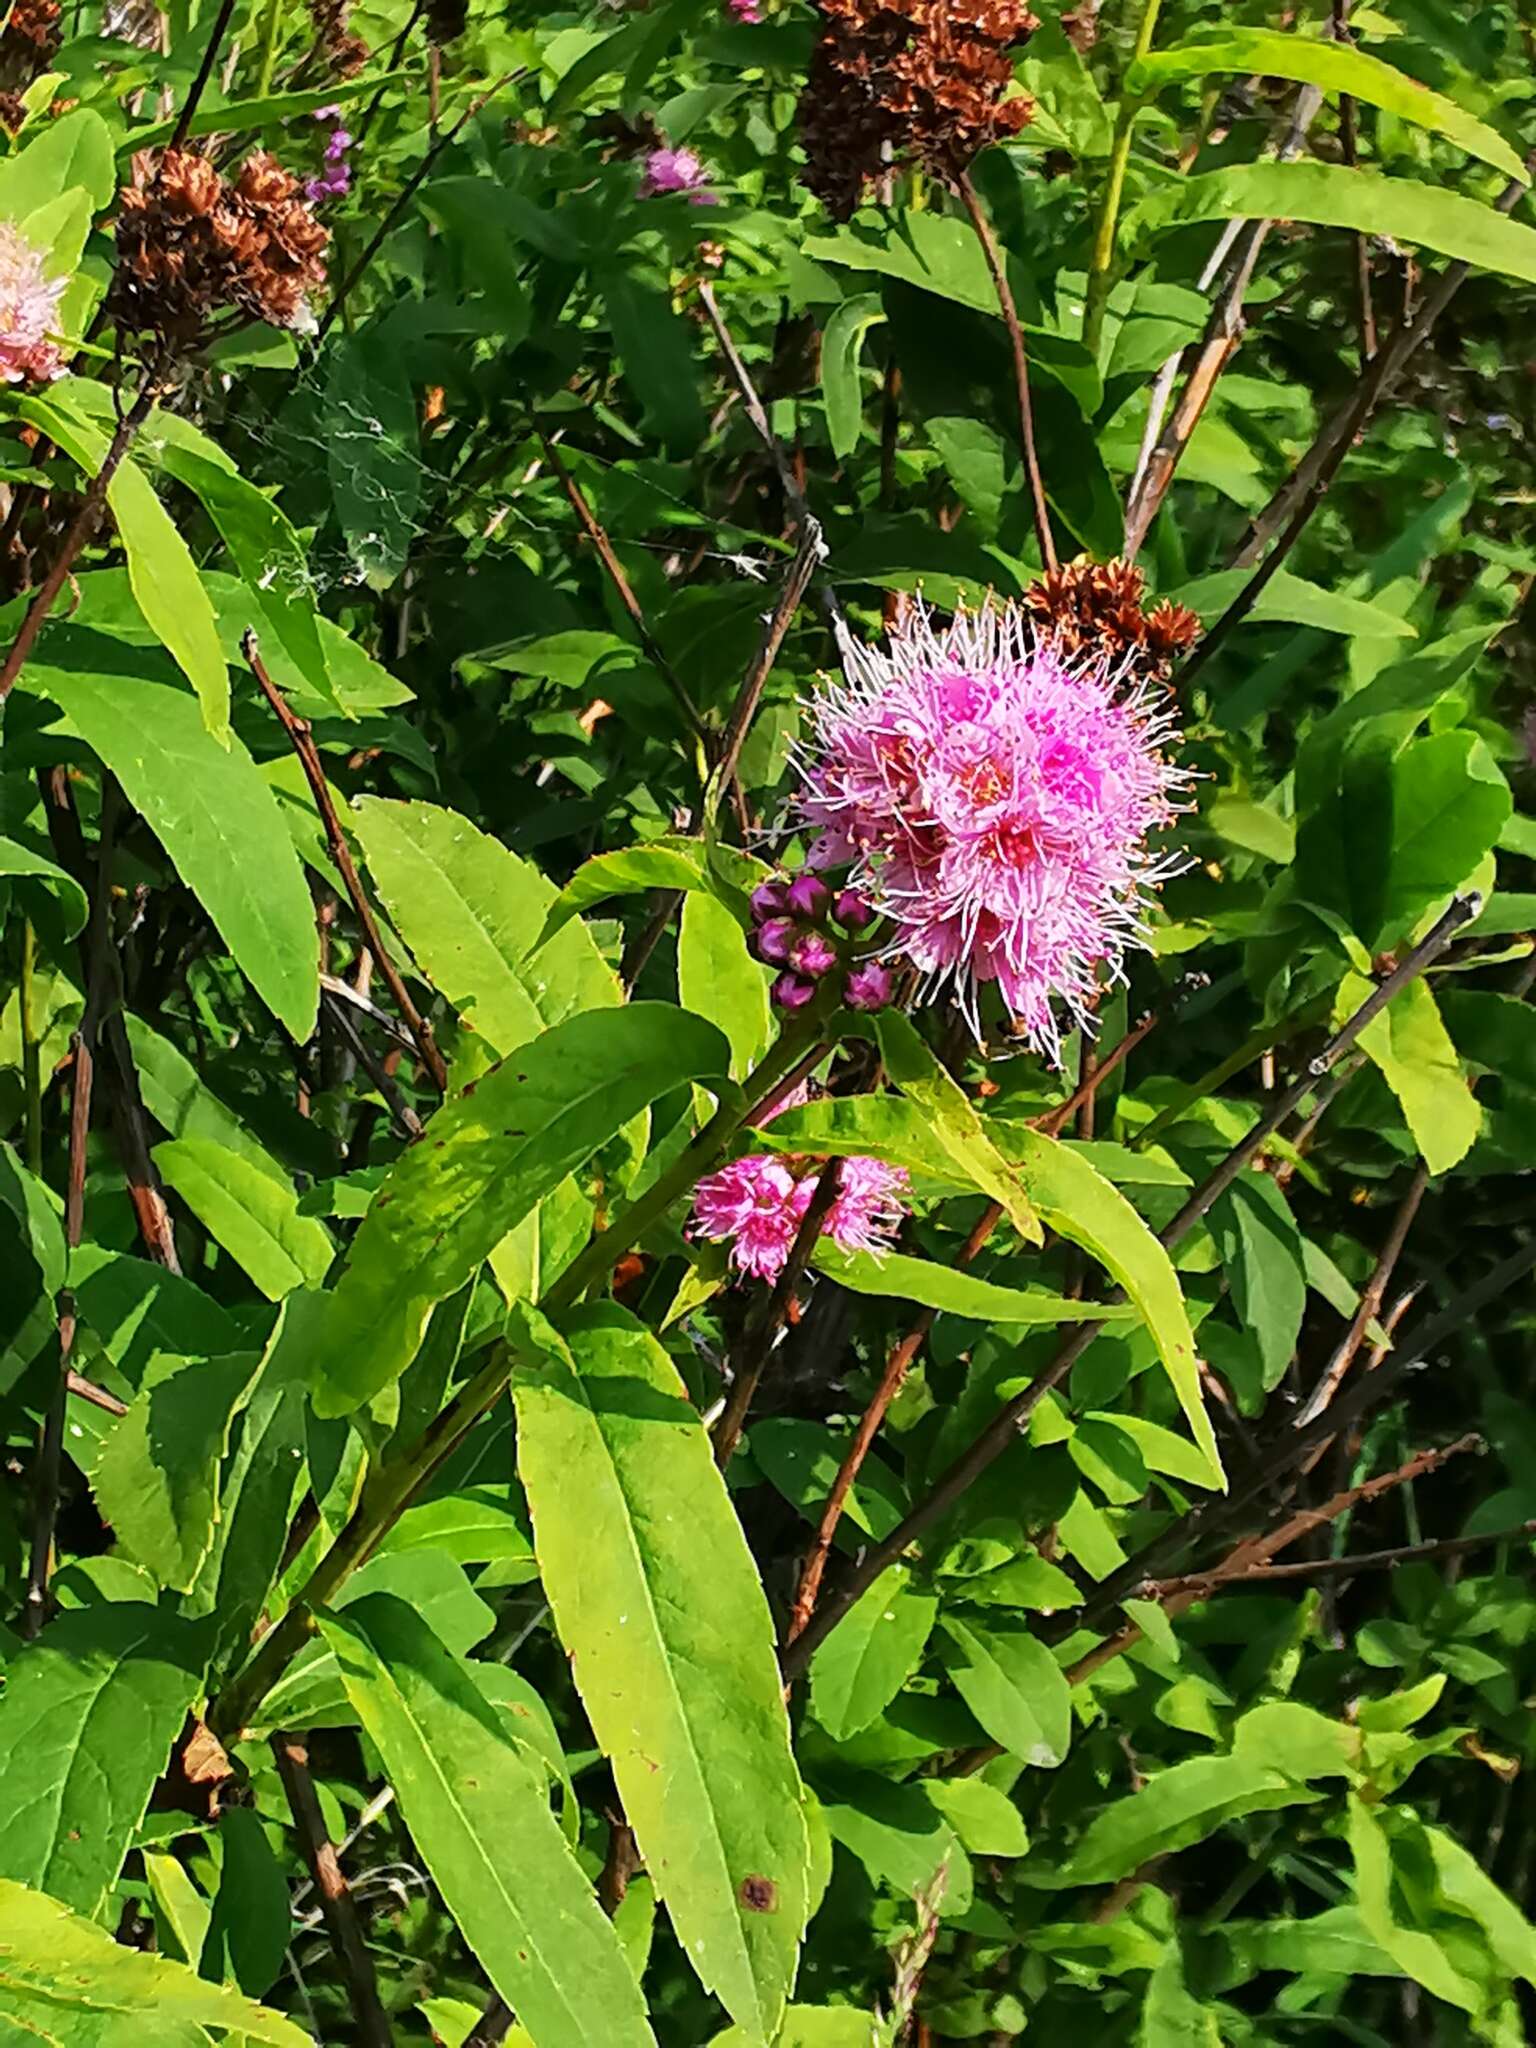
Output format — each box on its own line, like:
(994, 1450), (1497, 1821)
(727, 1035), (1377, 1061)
(956, 172), (1057, 573)
(271, 1732), (392, 2047)
(245, 632), (449, 1094)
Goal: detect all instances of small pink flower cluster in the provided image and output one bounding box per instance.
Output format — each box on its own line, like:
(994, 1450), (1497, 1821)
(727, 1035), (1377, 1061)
(795, 599), (1186, 1062)
(749, 873), (894, 1014)
(639, 145), (717, 205)
(727, 0), (762, 20)
(306, 105), (352, 204)
(0, 222), (65, 385)
(692, 1151), (909, 1282)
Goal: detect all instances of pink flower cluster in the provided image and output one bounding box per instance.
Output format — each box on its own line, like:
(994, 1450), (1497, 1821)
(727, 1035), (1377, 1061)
(794, 600), (1185, 1063)
(749, 872), (893, 1014)
(727, 0), (762, 19)
(639, 146), (716, 204)
(692, 1152), (909, 1282)
(0, 223), (65, 385)
(306, 106), (352, 204)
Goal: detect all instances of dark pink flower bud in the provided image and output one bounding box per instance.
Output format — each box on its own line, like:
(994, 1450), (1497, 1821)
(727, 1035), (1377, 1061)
(754, 916), (796, 963)
(845, 961), (895, 1011)
(750, 880), (789, 922)
(790, 929), (839, 978)
(786, 873), (831, 920)
(772, 971), (817, 1011)
(833, 888), (873, 931)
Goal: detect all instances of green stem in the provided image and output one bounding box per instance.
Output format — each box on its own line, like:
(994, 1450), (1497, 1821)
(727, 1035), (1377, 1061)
(208, 1015), (827, 1739)
(255, 0), (284, 97)
(1081, 0), (1164, 364)
(19, 920), (41, 1178)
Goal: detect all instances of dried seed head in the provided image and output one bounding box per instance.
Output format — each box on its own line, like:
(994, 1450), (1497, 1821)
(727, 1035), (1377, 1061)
(307, 0), (368, 74)
(799, 0), (1038, 221)
(1022, 557), (1201, 684)
(0, 0), (60, 83)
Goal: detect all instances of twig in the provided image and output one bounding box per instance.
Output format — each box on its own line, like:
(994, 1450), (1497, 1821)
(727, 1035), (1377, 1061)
(539, 436), (706, 742)
(706, 526), (821, 823)
(322, 987), (425, 1140)
(464, 1999), (515, 2048)
(781, 896), (1478, 1677)
(1081, 0), (1165, 362)
(0, 369), (162, 701)
(713, 1159), (844, 1469)
(354, 0), (427, 145)
(65, 1371), (128, 1417)
(1331, 0), (1377, 361)
(784, 1005), (1159, 1646)
(169, 0), (241, 149)
(317, 71), (522, 341)
(270, 1733), (393, 2048)
(956, 172), (1056, 572)
(1222, 171), (1529, 579)
(245, 632), (448, 1094)
(1295, 1163), (1427, 1428)
(1152, 1518), (1533, 1592)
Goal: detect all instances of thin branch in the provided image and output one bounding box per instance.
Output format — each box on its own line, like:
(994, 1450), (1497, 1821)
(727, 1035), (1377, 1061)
(713, 1159), (844, 1469)
(539, 436), (706, 743)
(1331, 0), (1377, 361)
(706, 526), (821, 824)
(270, 1733), (393, 2048)
(956, 172), (1056, 573)
(0, 368), (162, 701)
(245, 632), (448, 1094)
(781, 895), (1478, 1677)
(169, 0), (241, 149)
(1295, 1161), (1427, 1428)
(1152, 1517), (1533, 1593)
(322, 987), (425, 1140)
(317, 71), (522, 341)
(65, 1371), (128, 1417)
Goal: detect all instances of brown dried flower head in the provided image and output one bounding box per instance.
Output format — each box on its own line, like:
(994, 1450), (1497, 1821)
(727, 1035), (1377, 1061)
(1022, 556), (1201, 683)
(800, 0), (1038, 221)
(307, 0), (368, 75)
(112, 147), (328, 344)
(0, 0), (60, 83)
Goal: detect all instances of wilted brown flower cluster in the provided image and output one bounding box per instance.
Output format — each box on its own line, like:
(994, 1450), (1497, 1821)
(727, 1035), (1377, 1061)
(799, 0), (1038, 221)
(112, 149), (328, 345)
(1023, 557), (1201, 683)
(0, 0), (59, 85)
(307, 0), (367, 77)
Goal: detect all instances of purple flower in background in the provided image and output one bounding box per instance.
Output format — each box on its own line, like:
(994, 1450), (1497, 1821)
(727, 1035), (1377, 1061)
(727, 0), (763, 20)
(639, 145), (716, 205)
(306, 104), (353, 204)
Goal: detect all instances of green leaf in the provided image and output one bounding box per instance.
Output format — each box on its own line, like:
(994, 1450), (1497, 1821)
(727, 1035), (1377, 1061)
(1208, 1172), (1307, 1391)
(0, 108), (114, 218)
(1336, 972), (1480, 1174)
(324, 328), (421, 589)
(875, 1013), (1042, 1245)
(1170, 568), (1417, 641)
(1206, 797), (1295, 867)
(1127, 162), (1536, 288)
(314, 1004), (731, 1415)
(321, 1594), (656, 2048)
(1127, 28), (1527, 183)
(810, 1565), (938, 1741)
(806, 212), (1036, 322)
(710, 2007), (893, 2048)
(1138, 1942), (1222, 2047)
(936, 1616), (1071, 1768)
(1378, 730), (1511, 944)
(820, 1776), (972, 1917)
(143, 1846), (210, 1967)
(812, 1242), (1139, 1326)
(200, 1807), (288, 1999)
(538, 839), (770, 945)
(352, 797), (622, 1053)
(923, 1778), (1028, 1858)
(1348, 1798), (1480, 2014)
(90, 1347), (262, 1591)
(599, 265), (705, 449)
(1006, 1128), (1221, 1489)
(820, 293), (885, 460)
(20, 391), (230, 737)
(749, 1417), (907, 1544)
(0, 1605), (209, 1915)
(0, 835), (87, 938)
(678, 890), (772, 1082)
(1053, 1757), (1318, 1886)
(119, 76), (378, 154)
(23, 638), (319, 1038)
(0, 1878), (309, 2044)
(153, 1138), (333, 1301)
(1421, 1818), (1536, 1990)
(513, 1302), (810, 2040)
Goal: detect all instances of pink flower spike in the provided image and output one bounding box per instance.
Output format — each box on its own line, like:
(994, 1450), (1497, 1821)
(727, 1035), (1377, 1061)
(786, 873), (831, 920)
(825, 1156), (909, 1257)
(844, 961), (894, 1012)
(793, 597), (1188, 1063)
(0, 223), (66, 386)
(639, 145), (714, 201)
(790, 928), (839, 978)
(754, 916), (797, 964)
(751, 880), (790, 921)
(772, 971), (818, 1011)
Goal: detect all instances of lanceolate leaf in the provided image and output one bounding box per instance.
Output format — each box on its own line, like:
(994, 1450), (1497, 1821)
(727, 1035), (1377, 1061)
(0, 1606), (209, 1915)
(820, 292), (885, 459)
(314, 1004), (731, 1414)
(812, 1242), (1140, 1325)
(0, 1879), (309, 2044)
(810, 1566), (938, 1741)
(1127, 29), (1527, 183)
(513, 1303), (810, 2040)
(153, 1136), (334, 1300)
(1127, 163), (1536, 286)
(1005, 1128), (1222, 1489)
(537, 839), (772, 948)
(22, 636), (319, 1038)
(322, 1594), (656, 2048)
